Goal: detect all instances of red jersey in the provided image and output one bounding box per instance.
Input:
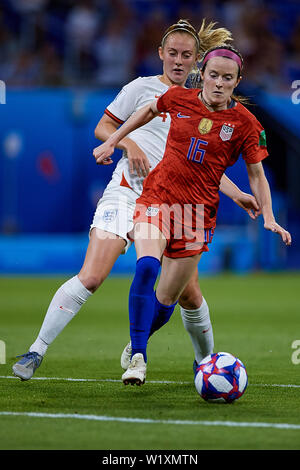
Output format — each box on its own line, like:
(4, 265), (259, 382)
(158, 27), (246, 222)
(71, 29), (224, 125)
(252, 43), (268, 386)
(137, 86), (268, 229)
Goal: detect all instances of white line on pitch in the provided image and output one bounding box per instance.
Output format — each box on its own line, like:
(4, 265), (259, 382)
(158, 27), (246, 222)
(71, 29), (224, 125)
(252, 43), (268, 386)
(1, 375), (300, 388)
(0, 375), (190, 384)
(0, 411), (300, 430)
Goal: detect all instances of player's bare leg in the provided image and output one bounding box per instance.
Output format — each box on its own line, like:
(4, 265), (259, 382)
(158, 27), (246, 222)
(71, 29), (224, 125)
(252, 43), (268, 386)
(156, 254), (214, 374)
(13, 228), (125, 380)
(156, 254), (202, 306)
(78, 228), (126, 292)
(132, 222), (166, 261)
(178, 268), (203, 309)
(178, 267), (214, 369)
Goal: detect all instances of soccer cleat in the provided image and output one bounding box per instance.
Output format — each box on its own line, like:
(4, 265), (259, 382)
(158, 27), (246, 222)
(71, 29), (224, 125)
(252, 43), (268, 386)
(122, 353), (147, 386)
(120, 341), (132, 370)
(12, 351), (43, 381)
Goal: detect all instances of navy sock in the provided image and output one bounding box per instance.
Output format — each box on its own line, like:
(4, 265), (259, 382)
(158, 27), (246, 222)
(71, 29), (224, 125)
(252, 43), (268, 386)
(149, 294), (177, 337)
(129, 256), (161, 362)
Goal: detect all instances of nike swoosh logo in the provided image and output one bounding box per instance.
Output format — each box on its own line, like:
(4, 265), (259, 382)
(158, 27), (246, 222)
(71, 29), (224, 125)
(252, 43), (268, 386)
(177, 112), (191, 118)
(60, 306), (74, 315)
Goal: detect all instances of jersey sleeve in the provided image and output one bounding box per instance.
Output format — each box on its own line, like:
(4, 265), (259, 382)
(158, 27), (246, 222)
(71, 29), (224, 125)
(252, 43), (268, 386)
(240, 117), (269, 164)
(156, 85), (178, 113)
(105, 78), (142, 124)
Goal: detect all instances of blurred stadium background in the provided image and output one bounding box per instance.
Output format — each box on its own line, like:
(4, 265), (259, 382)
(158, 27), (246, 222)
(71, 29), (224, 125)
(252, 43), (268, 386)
(0, 0), (299, 276)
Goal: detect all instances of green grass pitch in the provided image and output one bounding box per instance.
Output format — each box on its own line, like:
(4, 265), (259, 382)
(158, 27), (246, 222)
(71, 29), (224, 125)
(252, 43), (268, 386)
(0, 272), (300, 450)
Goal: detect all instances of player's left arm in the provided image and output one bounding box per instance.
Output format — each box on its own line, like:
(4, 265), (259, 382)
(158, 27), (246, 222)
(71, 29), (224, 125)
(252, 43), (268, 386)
(219, 173), (261, 220)
(246, 161), (292, 245)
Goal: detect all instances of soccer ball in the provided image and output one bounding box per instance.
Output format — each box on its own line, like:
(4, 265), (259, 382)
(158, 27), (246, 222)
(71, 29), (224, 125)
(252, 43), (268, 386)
(194, 352), (248, 403)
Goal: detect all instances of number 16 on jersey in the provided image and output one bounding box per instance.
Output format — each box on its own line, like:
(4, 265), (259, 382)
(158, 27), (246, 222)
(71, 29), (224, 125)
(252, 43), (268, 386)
(187, 137), (208, 164)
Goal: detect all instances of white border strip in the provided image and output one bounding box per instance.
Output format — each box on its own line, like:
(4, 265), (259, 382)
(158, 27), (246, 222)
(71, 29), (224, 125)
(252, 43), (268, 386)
(1, 375), (300, 388)
(0, 411), (299, 430)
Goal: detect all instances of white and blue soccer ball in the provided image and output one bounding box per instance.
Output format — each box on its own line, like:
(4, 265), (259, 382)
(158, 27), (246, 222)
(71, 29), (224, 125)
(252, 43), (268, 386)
(194, 352), (248, 403)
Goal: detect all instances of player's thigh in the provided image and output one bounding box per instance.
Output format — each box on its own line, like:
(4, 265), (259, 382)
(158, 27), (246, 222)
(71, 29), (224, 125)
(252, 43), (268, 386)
(133, 222), (167, 260)
(78, 228), (126, 291)
(156, 254), (202, 305)
(178, 266), (203, 309)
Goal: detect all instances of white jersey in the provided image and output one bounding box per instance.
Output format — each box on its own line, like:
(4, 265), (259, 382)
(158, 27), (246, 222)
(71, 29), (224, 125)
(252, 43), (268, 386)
(102, 75), (170, 197)
(91, 76), (171, 251)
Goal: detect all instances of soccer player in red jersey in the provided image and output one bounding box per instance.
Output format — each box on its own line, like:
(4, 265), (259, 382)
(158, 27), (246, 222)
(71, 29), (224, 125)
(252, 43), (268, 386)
(95, 44), (292, 385)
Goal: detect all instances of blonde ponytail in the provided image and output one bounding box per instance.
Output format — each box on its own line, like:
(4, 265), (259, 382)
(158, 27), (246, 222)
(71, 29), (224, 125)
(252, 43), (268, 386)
(197, 19), (233, 58)
(187, 19), (233, 87)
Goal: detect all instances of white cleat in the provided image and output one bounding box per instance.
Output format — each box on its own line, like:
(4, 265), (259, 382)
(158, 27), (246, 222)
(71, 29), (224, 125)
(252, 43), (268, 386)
(121, 341), (132, 370)
(122, 353), (147, 386)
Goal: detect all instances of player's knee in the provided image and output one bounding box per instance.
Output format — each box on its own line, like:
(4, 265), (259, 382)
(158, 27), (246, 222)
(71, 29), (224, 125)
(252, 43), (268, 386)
(178, 283), (203, 310)
(78, 273), (105, 293)
(156, 293), (178, 306)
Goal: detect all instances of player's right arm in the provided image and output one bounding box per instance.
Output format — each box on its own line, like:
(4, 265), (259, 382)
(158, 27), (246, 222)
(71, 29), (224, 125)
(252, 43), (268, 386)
(94, 114), (151, 177)
(93, 101), (159, 166)
(219, 173), (261, 219)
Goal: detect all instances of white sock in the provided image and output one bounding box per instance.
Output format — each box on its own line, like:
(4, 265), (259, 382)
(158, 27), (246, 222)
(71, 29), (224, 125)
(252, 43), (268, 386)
(29, 276), (92, 356)
(180, 297), (214, 364)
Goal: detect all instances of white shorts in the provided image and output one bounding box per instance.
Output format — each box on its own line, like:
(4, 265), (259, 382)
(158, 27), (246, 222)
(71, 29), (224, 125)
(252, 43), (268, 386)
(90, 191), (137, 254)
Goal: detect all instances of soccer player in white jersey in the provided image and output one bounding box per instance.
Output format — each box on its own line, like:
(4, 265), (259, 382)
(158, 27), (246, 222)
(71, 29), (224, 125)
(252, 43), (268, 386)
(13, 19), (260, 381)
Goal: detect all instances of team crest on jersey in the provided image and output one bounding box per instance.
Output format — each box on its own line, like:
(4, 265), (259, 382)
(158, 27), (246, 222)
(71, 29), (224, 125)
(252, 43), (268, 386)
(146, 206), (159, 217)
(103, 209), (118, 222)
(198, 118), (213, 135)
(219, 123), (235, 141)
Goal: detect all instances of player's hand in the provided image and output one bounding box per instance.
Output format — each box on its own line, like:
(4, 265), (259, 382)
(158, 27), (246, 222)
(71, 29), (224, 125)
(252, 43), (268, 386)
(93, 141), (115, 165)
(126, 141), (151, 178)
(264, 220), (292, 245)
(233, 192), (261, 220)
